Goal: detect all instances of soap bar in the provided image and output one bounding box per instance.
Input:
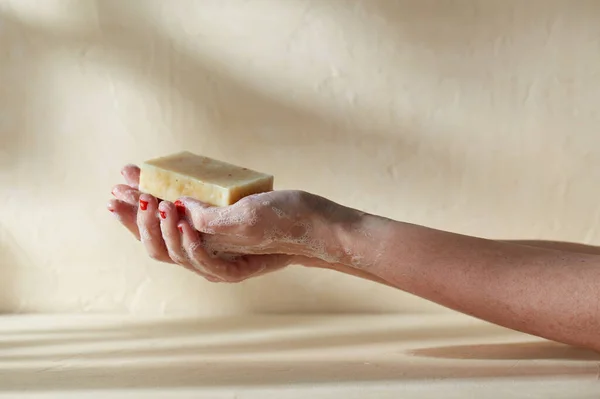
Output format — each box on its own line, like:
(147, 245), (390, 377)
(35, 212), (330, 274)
(138, 151), (274, 206)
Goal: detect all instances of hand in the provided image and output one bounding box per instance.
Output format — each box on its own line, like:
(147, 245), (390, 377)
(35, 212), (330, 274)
(176, 189), (359, 262)
(107, 165), (356, 282)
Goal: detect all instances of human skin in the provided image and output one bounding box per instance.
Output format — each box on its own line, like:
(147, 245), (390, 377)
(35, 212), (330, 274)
(109, 164), (600, 351)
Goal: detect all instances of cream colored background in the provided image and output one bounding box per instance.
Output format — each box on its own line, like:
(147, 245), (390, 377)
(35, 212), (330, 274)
(1, 0), (599, 315)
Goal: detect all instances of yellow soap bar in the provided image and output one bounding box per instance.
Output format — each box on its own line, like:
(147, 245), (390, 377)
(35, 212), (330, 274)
(139, 151), (274, 206)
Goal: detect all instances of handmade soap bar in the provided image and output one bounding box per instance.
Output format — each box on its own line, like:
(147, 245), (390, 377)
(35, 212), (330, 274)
(138, 151), (274, 206)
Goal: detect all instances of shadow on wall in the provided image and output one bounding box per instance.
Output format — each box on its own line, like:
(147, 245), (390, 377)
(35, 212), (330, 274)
(0, 225), (23, 313)
(0, 1), (346, 170)
(0, 1), (385, 314)
(7, 0), (590, 193)
(0, 0), (469, 207)
(0, 1), (422, 314)
(2, 1), (600, 313)
(353, 0), (600, 86)
(3, 0), (600, 200)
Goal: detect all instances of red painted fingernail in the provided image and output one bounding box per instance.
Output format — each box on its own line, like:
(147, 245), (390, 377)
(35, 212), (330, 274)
(108, 208), (115, 213)
(139, 199), (149, 210)
(111, 189), (116, 196)
(178, 226), (183, 233)
(174, 200), (185, 215)
(159, 210), (167, 219)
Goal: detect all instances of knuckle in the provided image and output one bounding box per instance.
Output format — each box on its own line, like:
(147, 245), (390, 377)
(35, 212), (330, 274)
(187, 240), (204, 254)
(204, 275), (223, 283)
(237, 194), (257, 206)
(157, 201), (169, 213)
(167, 250), (186, 265)
(148, 251), (165, 261)
(226, 275), (246, 283)
(139, 227), (153, 242)
(190, 211), (207, 231)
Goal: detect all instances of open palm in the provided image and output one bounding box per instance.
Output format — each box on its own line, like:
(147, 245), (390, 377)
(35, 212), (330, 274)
(107, 165), (297, 282)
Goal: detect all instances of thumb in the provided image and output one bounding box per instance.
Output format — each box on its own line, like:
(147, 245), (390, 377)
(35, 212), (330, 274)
(176, 197), (219, 233)
(178, 197), (254, 235)
(121, 164), (141, 189)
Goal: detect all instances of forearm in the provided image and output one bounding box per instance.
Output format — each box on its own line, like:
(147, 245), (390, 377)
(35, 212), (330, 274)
(304, 257), (398, 288)
(331, 213), (600, 350)
(501, 240), (600, 255)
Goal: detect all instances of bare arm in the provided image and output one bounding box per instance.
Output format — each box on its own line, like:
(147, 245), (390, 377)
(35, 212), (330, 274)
(313, 240), (600, 288)
(501, 240), (600, 255)
(111, 169), (600, 351)
(325, 213), (600, 351)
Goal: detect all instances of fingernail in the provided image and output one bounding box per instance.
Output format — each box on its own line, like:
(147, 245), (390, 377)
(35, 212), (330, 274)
(139, 199), (149, 211)
(174, 200), (185, 215)
(159, 210), (167, 219)
(108, 208), (115, 213)
(178, 226), (183, 233)
(111, 189), (116, 197)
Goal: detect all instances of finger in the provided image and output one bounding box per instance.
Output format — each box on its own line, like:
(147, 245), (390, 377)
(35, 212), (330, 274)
(158, 201), (188, 265)
(111, 184), (141, 206)
(137, 194), (173, 263)
(176, 197), (214, 231)
(178, 220), (224, 282)
(108, 199), (141, 240)
(178, 197), (241, 235)
(179, 221), (269, 282)
(201, 234), (273, 255)
(121, 164), (140, 189)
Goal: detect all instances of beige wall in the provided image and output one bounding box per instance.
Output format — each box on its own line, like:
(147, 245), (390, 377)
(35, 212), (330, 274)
(1, 0), (599, 315)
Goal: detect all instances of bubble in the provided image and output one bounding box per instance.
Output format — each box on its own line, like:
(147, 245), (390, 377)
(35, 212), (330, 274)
(206, 208), (258, 230)
(247, 209), (259, 226)
(353, 227), (374, 239)
(140, 227), (152, 242)
(168, 249), (187, 265)
(271, 207), (287, 218)
(350, 254), (363, 267)
(188, 240), (204, 254)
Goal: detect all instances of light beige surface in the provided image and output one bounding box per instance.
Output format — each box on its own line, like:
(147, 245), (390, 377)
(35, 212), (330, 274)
(139, 151), (274, 206)
(0, 314), (599, 398)
(1, 0), (600, 315)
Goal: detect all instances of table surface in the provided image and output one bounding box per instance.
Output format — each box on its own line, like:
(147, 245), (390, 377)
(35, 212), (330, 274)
(0, 313), (598, 398)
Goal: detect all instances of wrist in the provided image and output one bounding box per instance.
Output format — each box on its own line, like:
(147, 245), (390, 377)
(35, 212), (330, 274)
(316, 204), (390, 269)
(292, 192), (392, 269)
(333, 212), (378, 269)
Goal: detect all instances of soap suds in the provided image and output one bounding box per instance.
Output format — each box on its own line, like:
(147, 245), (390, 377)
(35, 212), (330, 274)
(168, 247), (187, 265)
(182, 194), (373, 268)
(186, 240), (223, 279)
(187, 240), (204, 255)
(140, 227), (152, 242)
(272, 207), (287, 218)
(205, 207), (258, 230)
